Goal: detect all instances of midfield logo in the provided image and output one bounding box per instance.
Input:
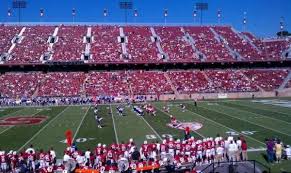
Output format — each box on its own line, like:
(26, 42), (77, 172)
(0, 116), (48, 126)
(167, 122), (203, 131)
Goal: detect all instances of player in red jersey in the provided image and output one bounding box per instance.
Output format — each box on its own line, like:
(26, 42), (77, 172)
(170, 115), (179, 127)
(0, 151), (8, 172)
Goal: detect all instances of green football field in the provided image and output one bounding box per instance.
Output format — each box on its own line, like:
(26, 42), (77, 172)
(0, 99), (291, 172)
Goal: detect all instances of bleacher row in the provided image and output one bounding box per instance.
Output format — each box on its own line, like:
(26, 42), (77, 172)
(0, 25), (290, 64)
(0, 69), (289, 99)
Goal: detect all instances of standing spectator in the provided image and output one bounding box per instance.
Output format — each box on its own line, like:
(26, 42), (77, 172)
(241, 140), (248, 161)
(275, 140), (282, 163)
(266, 139), (275, 163)
(285, 145), (291, 160)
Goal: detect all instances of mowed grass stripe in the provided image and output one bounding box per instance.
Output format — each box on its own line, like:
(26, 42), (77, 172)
(112, 105), (157, 146)
(186, 104), (265, 148)
(237, 100), (291, 115)
(153, 103), (204, 139)
(196, 103), (291, 144)
(203, 103), (291, 137)
(179, 104), (264, 148)
(22, 106), (89, 156)
(18, 106), (70, 152)
(220, 101), (291, 127)
(0, 106), (66, 151)
(225, 100), (291, 123)
(0, 107), (25, 118)
(76, 105), (115, 151)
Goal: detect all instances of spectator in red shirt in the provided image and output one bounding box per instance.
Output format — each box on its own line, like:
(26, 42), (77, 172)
(241, 140), (248, 161)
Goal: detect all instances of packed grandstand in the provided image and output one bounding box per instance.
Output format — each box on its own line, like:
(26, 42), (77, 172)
(0, 25), (290, 101)
(0, 22), (291, 173)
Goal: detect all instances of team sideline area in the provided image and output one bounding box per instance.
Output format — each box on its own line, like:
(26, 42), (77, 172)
(0, 98), (291, 172)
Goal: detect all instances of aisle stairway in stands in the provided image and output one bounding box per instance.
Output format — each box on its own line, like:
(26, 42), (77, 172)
(279, 70), (291, 90)
(210, 27), (244, 61)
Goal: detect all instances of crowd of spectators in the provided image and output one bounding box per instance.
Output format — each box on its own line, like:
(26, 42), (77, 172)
(128, 71), (174, 95)
(213, 26), (264, 61)
(168, 71), (215, 94)
(204, 70), (259, 92)
(0, 134), (252, 173)
(0, 26), (21, 54)
(154, 27), (199, 62)
(90, 26), (123, 63)
(243, 69), (289, 91)
(124, 26), (160, 62)
(9, 26), (54, 64)
(52, 26), (86, 61)
(185, 26), (233, 61)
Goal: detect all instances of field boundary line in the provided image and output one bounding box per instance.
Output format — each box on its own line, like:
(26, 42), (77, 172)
(155, 106), (205, 138)
(110, 105), (119, 144)
(17, 106), (69, 152)
(0, 109), (44, 135)
(200, 104), (291, 137)
(139, 116), (163, 141)
(73, 106), (90, 141)
(219, 102), (291, 126)
(182, 104), (265, 146)
(225, 101), (291, 120)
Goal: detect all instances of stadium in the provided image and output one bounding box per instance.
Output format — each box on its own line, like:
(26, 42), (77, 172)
(0, 0), (291, 172)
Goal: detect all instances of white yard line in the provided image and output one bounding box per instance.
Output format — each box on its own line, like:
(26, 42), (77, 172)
(17, 106), (69, 152)
(182, 105), (266, 146)
(110, 105), (119, 144)
(0, 109), (44, 135)
(226, 101), (291, 123)
(139, 116), (163, 141)
(72, 106), (90, 141)
(200, 105), (291, 137)
(155, 106), (205, 139)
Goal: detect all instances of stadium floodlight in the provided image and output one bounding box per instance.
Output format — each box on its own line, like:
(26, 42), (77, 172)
(8, 8), (12, 17)
(12, 0), (27, 23)
(134, 9), (138, 23)
(39, 8), (44, 22)
(103, 8), (108, 17)
(195, 2), (208, 25)
(164, 9), (168, 25)
(40, 8), (44, 17)
(242, 11), (247, 31)
(119, 0), (133, 24)
(280, 17), (284, 37)
(217, 9), (222, 24)
(72, 8), (76, 23)
(193, 10), (197, 23)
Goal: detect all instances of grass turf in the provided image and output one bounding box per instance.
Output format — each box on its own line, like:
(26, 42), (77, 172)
(0, 99), (291, 172)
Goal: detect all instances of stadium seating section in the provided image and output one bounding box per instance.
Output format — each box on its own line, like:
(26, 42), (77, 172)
(0, 25), (289, 64)
(0, 69), (290, 98)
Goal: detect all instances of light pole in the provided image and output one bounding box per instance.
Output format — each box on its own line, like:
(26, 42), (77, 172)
(217, 9), (222, 24)
(280, 17), (284, 38)
(164, 9), (168, 25)
(134, 9), (138, 23)
(243, 11), (247, 31)
(103, 8), (108, 22)
(119, 1), (133, 24)
(72, 8), (76, 23)
(40, 8), (44, 22)
(7, 8), (12, 23)
(193, 10), (197, 24)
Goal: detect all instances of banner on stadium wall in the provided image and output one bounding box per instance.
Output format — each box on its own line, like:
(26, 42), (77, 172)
(218, 93), (228, 99)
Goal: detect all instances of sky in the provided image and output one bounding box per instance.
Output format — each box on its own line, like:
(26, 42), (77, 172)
(0, 0), (290, 37)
